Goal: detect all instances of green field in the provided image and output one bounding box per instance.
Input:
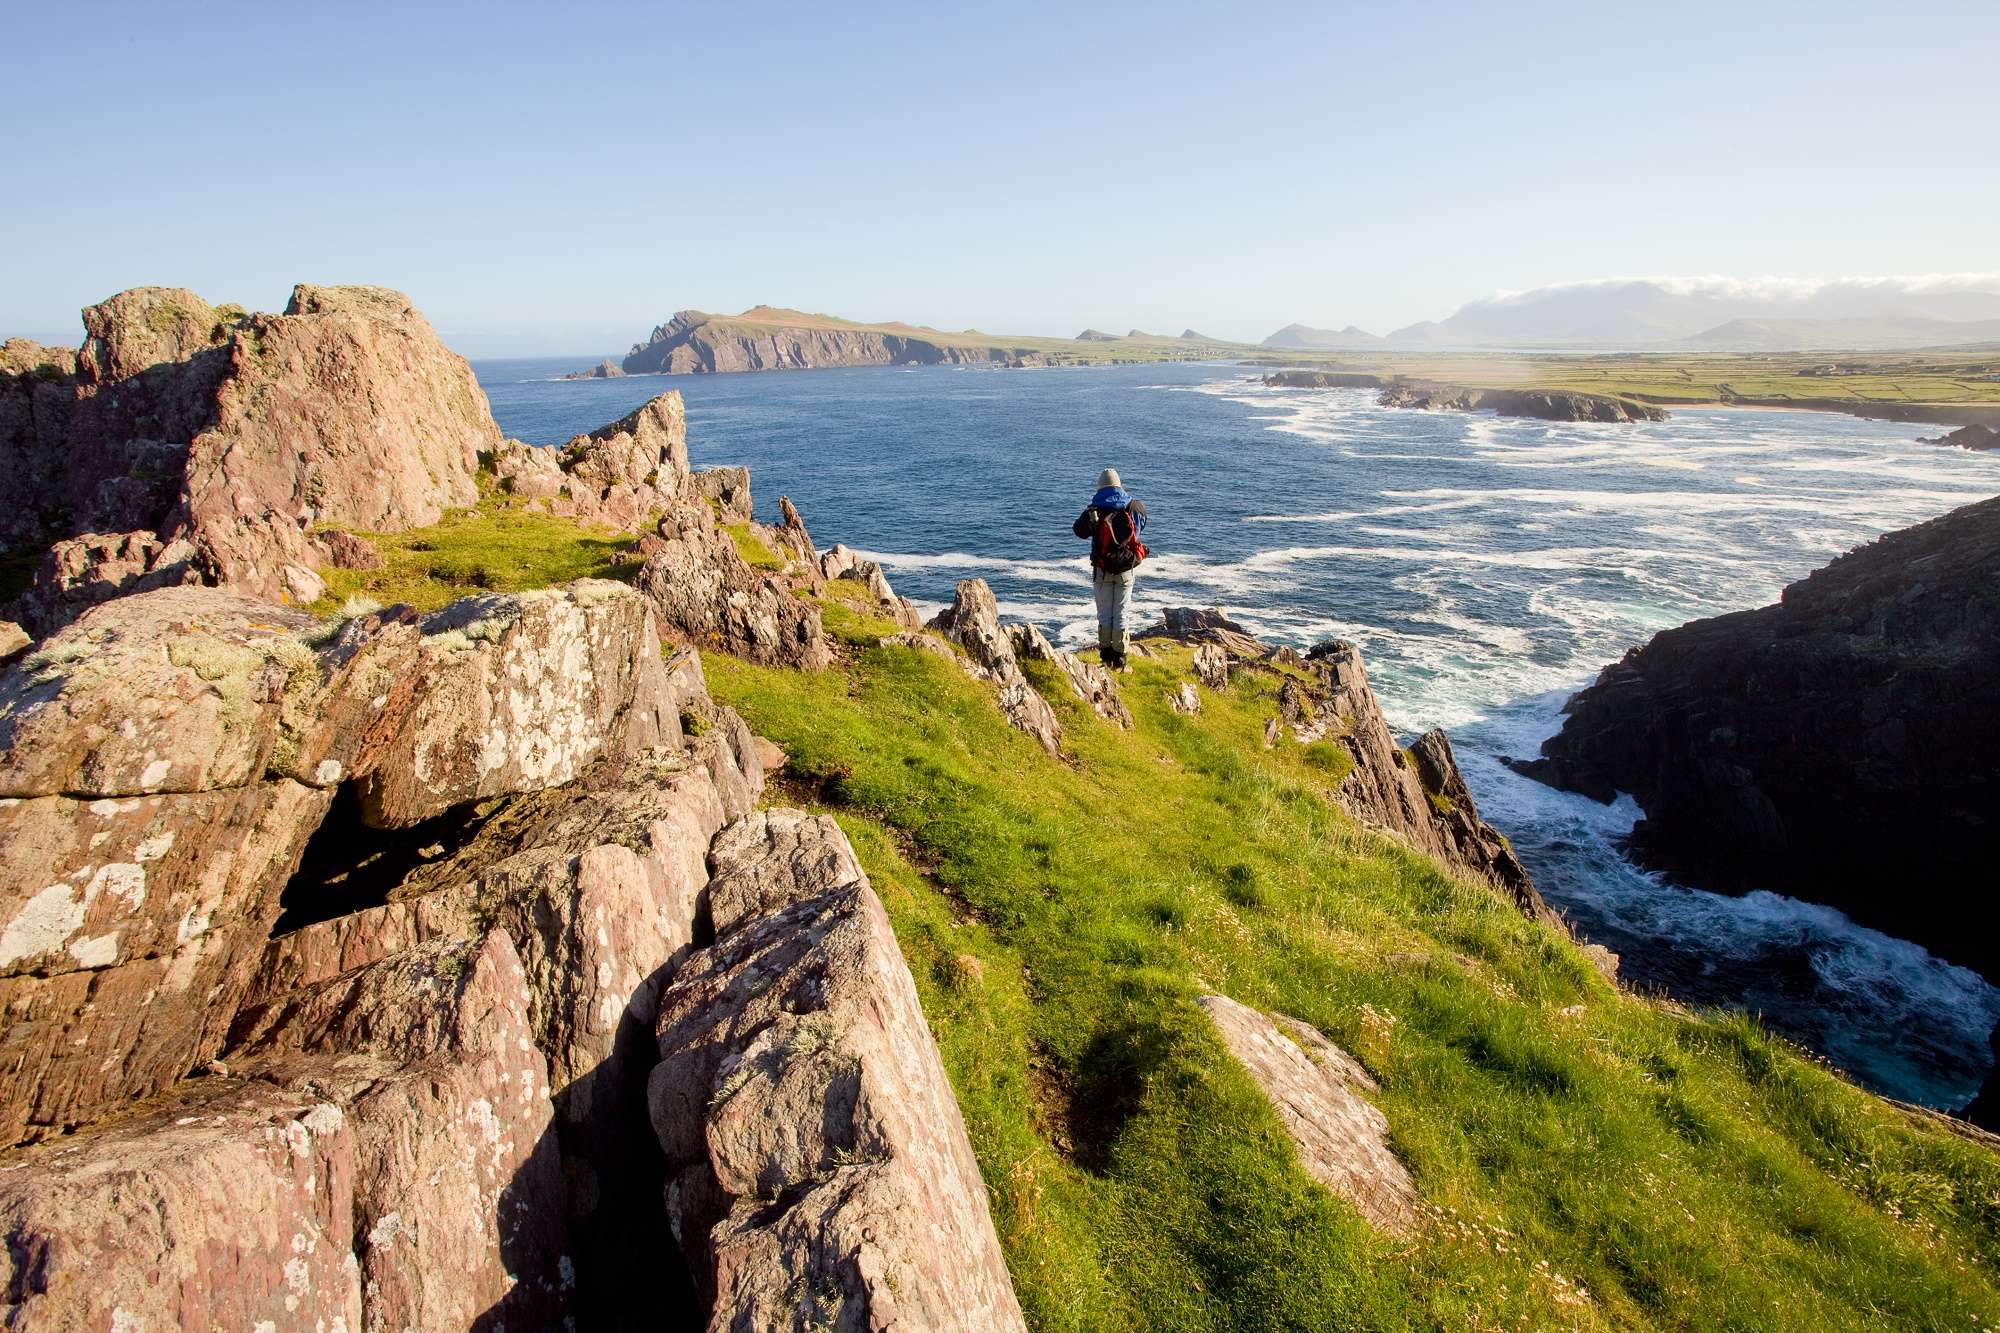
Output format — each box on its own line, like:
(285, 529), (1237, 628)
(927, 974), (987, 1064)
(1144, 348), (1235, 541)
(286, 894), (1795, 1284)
(1253, 347), (2000, 411)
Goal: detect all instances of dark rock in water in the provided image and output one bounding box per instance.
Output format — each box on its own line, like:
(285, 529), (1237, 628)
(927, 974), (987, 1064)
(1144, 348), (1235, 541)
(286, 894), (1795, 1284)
(562, 358), (626, 380)
(1518, 494), (2000, 979)
(1263, 369), (1383, 390)
(1378, 380), (1666, 423)
(1920, 423), (2000, 451)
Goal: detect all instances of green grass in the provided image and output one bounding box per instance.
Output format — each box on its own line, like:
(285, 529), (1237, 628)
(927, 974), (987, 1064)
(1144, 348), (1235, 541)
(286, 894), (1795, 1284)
(312, 505), (639, 612)
(724, 521), (785, 571)
(704, 633), (2000, 1331)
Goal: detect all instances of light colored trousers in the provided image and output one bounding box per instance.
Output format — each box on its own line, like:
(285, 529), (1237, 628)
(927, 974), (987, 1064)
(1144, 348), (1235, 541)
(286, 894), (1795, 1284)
(1093, 568), (1135, 655)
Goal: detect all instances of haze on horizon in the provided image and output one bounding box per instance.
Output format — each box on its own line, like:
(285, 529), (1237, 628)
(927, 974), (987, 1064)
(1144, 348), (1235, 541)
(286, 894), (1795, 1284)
(6, 0), (1997, 356)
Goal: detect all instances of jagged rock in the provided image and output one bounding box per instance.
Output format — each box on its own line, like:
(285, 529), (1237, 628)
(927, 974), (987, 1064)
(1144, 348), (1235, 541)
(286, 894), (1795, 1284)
(1197, 995), (1418, 1234)
(228, 930), (567, 1329)
(563, 358), (627, 380)
(1167, 681), (1202, 715)
(1193, 642), (1229, 689)
(488, 392), (690, 532)
(634, 501), (831, 669)
(5, 284), (499, 633)
(694, 465), (753, 521)
(1516, 494), (2000, 977)
(0, 620), (30, 666)
(0, 930), (564, 1331)
(1407, 729), (1556, 929)
(648, 810), (1027, 1331)
(928, 579), (1062, 755)
(1007, 622), (1132, 727)
(1300, 640), (1565, 929)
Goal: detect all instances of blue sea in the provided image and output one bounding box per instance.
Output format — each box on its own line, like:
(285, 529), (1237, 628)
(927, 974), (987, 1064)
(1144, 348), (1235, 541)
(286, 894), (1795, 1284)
(475, 356), (2000, 1109)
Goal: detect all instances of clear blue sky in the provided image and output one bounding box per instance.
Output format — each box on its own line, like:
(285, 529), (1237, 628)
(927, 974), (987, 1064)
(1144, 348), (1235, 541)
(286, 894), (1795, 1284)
(7, 0), (1996, 354)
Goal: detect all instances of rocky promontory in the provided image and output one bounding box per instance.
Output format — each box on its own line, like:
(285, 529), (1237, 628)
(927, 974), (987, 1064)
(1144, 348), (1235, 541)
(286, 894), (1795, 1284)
(1513, 494), (2000, 978)
(562, 357), (626, 379)
(1260, 369), (1664, 422)
(624, 307), (1051, 374)
(1922, 423), (2000, 451)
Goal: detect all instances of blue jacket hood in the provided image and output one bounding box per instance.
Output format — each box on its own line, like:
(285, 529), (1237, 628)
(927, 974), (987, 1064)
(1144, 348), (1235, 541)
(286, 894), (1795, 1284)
(1091, 485), (1131, 510)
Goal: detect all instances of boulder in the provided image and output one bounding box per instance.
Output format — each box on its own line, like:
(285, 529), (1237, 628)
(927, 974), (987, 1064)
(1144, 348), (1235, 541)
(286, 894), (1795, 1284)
(649, 810), (1027, 1331)
(1197, 995), (1418, 1234)
(928, 579), (1062, 755)
(1167, 681), (1201, 715)
(1007, 621), (1132, 728)
(321, 528), (382, 570)
(0, 620), (27, 666)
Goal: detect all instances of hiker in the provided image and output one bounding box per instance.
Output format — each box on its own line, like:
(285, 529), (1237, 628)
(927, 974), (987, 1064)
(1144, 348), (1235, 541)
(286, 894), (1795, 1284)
(1073, 467), (1148, 668)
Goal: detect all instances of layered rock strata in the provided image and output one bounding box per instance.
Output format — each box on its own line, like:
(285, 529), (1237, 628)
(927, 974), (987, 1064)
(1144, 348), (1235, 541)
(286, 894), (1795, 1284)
(929, 579), (1065, 755)
(1515, 494), (2000, 978)
(649, 810), (1028, 1332)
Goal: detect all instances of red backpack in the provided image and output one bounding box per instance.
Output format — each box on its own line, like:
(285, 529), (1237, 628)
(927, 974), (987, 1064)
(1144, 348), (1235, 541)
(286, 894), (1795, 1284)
(1096, 508), (1147, 574)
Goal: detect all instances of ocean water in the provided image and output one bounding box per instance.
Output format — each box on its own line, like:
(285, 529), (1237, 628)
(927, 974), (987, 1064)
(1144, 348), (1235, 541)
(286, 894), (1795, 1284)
(475, 356), (2000, 1108)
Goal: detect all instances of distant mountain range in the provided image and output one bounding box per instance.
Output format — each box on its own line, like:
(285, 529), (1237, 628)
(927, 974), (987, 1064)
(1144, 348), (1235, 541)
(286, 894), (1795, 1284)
(1266, 276), (2000, 352)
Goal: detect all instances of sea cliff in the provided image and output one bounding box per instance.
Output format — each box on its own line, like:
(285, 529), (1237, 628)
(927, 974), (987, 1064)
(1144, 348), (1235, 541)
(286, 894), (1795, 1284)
(1514, 494), (2000, 978)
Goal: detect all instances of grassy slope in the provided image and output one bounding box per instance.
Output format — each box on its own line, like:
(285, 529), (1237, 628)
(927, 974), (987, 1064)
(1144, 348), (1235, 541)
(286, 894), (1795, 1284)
(318, 511), (2000, 1330)
(1254, 348), (2000, 409)
(708, 610), (2000, 1332)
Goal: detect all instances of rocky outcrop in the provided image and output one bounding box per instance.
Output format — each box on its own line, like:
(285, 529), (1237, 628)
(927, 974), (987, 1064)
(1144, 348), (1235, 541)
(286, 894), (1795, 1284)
(635, 500), (832, 669)
(623, 308), (1041, 375)
(1197, 994), (1418, 1234)
(928, 579), (1063, 755)
(1138, 605), (1267, 659)
(1140, 607), (1564, 931)
(822, 542), (924, 631)
(1378, 380), (1666, 423)
(649, 810), (1027, 1331)
(1263, 369), (1385, 390)
(1008, 621), (1132, 727)
(1921, 423), (2000, 451)
(563, 357), (628, 379)
(1514, 494), (2000, 978)
(0, 578), (679, 1141)
(4, 284), (498, 633)
(1076, 328), (1116, 341)
(695, 463), (754, 521)
(487, 391), (689, 531)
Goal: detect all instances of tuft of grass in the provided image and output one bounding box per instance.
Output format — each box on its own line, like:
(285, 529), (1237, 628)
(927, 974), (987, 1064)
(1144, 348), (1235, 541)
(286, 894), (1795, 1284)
(725, 521), (785, 571)
(313, 506), (638, 613)
(705, 632), (2000, 1331)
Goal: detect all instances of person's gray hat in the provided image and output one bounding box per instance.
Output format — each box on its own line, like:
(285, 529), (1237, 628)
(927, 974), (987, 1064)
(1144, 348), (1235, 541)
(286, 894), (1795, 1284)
(1098, 468), (1121, 489)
